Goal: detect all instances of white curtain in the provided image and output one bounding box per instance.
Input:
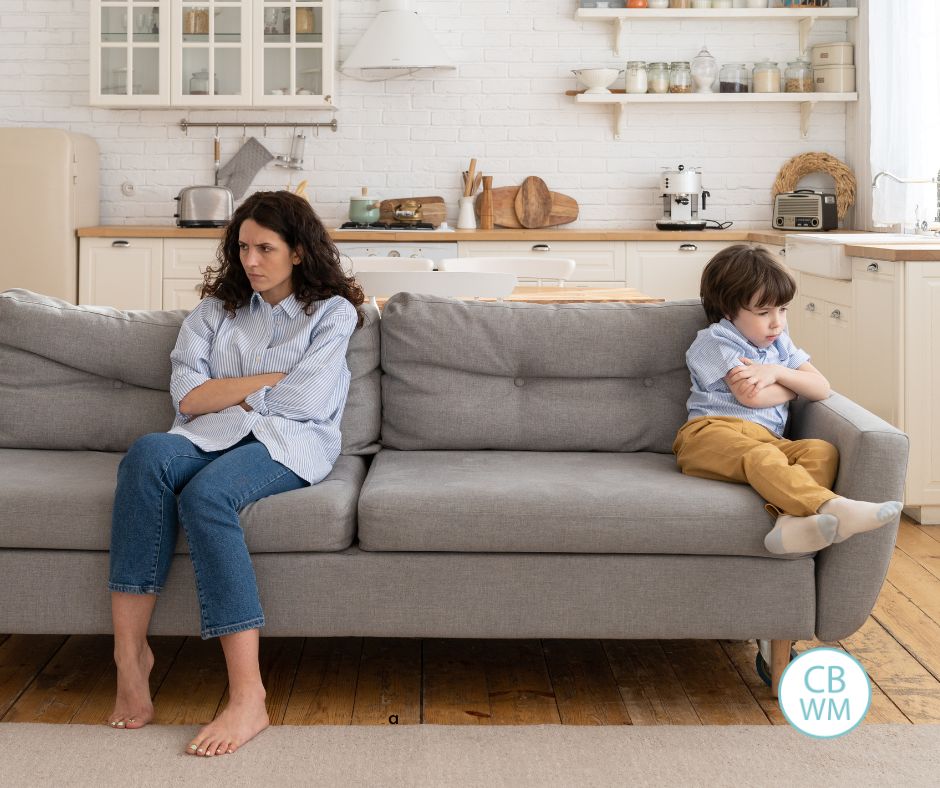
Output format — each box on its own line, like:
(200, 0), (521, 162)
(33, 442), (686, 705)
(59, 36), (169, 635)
(868, 0), (940, 227)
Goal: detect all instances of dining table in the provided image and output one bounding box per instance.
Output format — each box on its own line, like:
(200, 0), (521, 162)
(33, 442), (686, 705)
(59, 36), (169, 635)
(375, 285), (664, 310)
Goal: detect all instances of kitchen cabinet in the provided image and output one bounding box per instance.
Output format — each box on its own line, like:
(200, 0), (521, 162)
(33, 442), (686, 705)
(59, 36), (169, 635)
(458, 240), (626, 287)
(571, 6), (858, 139)
(79, 237), (164, 310)
(90, 0), (335, 108)
(625, 241), (730, 302)
(79, 236), (218, 310)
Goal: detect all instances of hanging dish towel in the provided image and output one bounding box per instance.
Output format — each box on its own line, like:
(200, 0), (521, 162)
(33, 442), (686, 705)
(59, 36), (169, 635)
(216, 137), (275, 199)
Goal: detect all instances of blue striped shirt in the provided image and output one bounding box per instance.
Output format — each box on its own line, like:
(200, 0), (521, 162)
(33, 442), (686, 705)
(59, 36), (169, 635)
(168, 292), (357, 484)
(685, 318), (810, 437)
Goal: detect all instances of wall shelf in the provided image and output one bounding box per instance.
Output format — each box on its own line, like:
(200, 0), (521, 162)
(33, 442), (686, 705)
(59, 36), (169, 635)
(575, 7), (859, 56)
(570, 91), (858, 139)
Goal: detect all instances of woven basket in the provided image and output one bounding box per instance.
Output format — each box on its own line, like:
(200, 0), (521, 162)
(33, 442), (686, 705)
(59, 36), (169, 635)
(772, 152), (856, 219)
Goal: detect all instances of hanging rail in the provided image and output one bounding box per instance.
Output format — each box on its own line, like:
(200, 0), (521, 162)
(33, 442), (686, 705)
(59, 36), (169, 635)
(179, 119), (338, 134)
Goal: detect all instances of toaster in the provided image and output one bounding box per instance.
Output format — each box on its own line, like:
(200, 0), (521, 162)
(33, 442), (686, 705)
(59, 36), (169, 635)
(772, 189), (838, 231)
(174, 185), (234, 227)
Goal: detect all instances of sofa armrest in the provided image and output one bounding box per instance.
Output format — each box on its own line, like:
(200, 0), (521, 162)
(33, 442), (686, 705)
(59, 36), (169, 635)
(789, 393), (909, 642)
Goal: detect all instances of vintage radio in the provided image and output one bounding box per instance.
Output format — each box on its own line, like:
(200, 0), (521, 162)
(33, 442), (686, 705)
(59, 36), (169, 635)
(772, 189), (838, 231)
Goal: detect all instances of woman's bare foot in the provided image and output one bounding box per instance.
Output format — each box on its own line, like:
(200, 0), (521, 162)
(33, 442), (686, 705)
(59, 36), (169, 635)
(186, 688), (269, 757)
(108, 642), (155, 730)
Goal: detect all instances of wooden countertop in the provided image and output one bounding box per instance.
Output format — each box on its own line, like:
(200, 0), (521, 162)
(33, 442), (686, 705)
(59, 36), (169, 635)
(842, 243), (940, 261)
(77, 225), (782, 243)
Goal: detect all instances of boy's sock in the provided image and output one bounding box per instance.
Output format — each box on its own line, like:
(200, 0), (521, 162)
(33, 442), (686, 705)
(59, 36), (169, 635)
(764, 513), (838, 555)
(819, 497), (903, 543)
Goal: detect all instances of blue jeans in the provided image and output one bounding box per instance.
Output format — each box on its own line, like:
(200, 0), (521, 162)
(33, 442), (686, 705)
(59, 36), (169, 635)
(108, 432), (306, 639)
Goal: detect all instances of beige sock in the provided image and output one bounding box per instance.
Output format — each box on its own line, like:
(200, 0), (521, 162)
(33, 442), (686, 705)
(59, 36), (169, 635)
(764, 513), (838, 555)
(819, 497), (903, 543)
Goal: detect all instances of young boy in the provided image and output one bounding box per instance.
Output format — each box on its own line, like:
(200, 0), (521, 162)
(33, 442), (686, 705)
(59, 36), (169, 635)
(673, 244), (902, 555)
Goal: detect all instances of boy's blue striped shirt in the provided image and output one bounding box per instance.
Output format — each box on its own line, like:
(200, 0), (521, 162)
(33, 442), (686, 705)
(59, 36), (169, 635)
(168, 292), (357, 484)
(685, 318), (810, 437)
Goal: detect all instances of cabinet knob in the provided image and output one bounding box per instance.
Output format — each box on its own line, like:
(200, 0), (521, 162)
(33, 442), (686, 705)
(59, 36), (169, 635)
(867, 262), (880, 272)
(778, 248), (786, 256)
(532, 243), (551, 252)
(111, 240), (130, 248)
(679, 243), (698, 252)
(806, 302), (816, 312)
(830, 308), (842, 320)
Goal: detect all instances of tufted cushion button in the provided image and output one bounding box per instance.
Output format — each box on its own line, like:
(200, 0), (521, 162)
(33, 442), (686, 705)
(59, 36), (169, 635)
(644, 378), (655, 387)
(514, 377), (525, 387)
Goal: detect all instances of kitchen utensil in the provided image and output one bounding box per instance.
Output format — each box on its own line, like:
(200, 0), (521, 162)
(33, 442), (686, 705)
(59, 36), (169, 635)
(379, 196), (446, 227)
(213, 132), (221, 185)
(547, 193), (579, 226)
(471, 173), (482, 195)
(349, 187), (380, 224)
(275, 132), (306, 169)
(465, 158), (477, 197)
(571, 68), (622, 94)
(392, 200), (423, 224)
(174, 185), (234, 227)
(514, 176), (553, 229)
(479, 176), (494, 230)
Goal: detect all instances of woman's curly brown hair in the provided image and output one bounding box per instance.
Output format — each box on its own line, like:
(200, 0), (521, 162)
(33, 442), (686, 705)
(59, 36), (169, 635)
(202, 190), (365, 326)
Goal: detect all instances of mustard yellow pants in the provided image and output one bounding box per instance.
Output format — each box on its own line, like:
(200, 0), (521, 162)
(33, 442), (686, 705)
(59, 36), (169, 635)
(672, 416), (840, 517)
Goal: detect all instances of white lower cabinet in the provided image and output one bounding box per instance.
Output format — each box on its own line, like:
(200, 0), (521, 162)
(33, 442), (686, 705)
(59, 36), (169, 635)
(795, 273), (853, 396)
(457, 240), (625, 286)
(79, 236), (217, 310)
(78, 237), (163, 310)
(626, 241), (730, 302)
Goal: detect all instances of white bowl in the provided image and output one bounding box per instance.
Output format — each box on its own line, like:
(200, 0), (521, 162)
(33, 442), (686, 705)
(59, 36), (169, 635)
(572, 68), (622, 94)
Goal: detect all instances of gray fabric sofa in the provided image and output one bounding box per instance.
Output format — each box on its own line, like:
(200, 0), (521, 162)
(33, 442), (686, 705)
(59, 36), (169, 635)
(0, 289), (908, 689)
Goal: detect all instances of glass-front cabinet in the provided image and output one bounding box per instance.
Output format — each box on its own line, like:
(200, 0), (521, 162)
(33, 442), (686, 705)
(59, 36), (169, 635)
(90, 0), (335, 107)
(92, 0), (171, 105)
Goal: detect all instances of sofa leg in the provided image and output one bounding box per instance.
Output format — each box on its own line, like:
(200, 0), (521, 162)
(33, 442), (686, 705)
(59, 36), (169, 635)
(770, 639), (792, 698)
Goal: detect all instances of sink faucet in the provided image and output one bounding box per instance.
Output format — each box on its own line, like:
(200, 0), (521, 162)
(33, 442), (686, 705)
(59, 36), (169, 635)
(872, 169), (940, 225)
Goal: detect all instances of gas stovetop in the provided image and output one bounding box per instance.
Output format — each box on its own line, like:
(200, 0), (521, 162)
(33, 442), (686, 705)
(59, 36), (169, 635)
(338, 221), (440, 231)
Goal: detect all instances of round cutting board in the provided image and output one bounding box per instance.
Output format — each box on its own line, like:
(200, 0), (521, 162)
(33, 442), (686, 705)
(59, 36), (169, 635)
(513, 176), (553, 228)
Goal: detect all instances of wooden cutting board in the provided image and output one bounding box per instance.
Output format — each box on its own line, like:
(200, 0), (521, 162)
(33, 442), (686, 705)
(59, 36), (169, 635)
(514, 176), (553, 228)
(378, 196), (446, 227)
(476, 187), (579, 228)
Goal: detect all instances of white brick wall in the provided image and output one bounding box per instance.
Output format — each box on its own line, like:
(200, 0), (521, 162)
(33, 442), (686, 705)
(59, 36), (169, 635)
(0, 0), (856, 229)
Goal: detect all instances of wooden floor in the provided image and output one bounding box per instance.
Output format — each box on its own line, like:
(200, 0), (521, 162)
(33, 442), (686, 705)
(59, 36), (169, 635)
(2, 517), (939, 726)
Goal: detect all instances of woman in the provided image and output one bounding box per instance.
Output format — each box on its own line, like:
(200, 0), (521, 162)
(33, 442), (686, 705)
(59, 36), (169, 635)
(107, 191), (364, 756)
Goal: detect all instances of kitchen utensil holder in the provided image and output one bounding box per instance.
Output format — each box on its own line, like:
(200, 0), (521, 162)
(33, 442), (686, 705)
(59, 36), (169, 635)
(179, 119), (338, 134)
(457, 196), (477, 230)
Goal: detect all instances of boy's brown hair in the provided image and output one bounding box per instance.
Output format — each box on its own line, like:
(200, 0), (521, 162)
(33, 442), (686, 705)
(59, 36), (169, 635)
(699, 244), (796, 324)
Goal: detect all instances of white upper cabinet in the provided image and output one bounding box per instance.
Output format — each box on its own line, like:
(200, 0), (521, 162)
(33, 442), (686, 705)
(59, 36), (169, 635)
(90, 0), (335, 108)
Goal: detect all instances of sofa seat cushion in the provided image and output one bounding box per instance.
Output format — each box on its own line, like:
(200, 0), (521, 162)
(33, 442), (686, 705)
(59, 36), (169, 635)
(0, 449), (365, 553)
(358, 449), (797, 559)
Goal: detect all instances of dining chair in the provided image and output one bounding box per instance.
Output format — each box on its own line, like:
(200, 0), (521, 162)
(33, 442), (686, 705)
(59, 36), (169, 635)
(354, 270), (517, 307)
(342, 256), (435, 275)
(437, 257), (577, 286)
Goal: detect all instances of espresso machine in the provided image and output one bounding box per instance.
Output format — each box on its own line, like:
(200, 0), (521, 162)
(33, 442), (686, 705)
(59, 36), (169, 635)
(656, 164), (710, 231)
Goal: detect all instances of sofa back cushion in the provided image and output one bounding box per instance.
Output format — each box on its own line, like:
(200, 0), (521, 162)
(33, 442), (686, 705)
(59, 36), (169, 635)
(0, 289), (380, 454)
(379, 293), (708, 453)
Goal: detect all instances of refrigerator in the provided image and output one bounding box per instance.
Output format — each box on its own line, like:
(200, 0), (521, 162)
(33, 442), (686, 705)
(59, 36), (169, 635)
(0, 127), (100, 302)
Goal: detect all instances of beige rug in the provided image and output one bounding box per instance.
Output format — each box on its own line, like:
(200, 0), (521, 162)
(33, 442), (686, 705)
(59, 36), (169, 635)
(2, 723), (939, 787)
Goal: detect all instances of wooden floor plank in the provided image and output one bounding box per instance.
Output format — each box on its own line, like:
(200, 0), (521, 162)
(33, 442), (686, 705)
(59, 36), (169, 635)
(481, 640), (559, 725)
(840, 617), (940, 723)
(152, 637), (228, 725)
(872, 581), (940, 682)
(896, 521), (940, 588)
(603, 639), (700, 725)
(794, 638), (909, 723)
(350, 638), (422, 725)
(660, 639), (769, 725)
(913, 523), (940, 545)
(2, 635), (112, 723)
(719, 640), (788, 725)
(281, 638), (362, 726)
(887, 547), (940, 629)
(422, 639), (492, 725)
(70, 636), (185, 725)
(0, 635), (68, 721)
(0, 635), (9, 648)
(541, 639), (630, 725)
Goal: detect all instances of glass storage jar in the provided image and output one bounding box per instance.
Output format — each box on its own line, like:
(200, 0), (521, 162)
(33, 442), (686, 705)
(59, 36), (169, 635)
(719, 62), (748, 92)
(784, 57), (814, 92)
(752, 59), (781, 92)
(668, 61), (692, 93)
(647, 61), (670, 93)
(189, 70), (210, 95)
(625, 61), (648, 93)
(690, 45), (717, 93)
